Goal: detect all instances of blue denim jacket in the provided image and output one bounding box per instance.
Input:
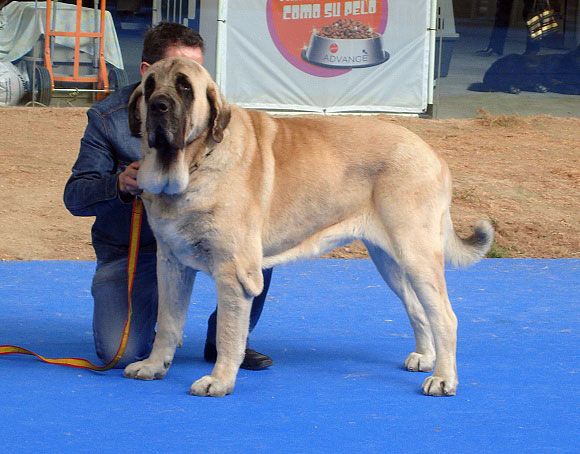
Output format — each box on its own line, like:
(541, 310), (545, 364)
(63, 83), (156, 262)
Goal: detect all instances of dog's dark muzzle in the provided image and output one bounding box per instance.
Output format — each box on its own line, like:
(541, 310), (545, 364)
(146, 93), (184, 151)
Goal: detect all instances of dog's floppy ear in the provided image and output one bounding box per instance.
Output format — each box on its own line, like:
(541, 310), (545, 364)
(128, 84), (143, 137)
(206, 82), (231, 143)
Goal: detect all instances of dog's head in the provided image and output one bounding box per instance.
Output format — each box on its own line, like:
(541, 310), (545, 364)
(128, 57), (231, 194)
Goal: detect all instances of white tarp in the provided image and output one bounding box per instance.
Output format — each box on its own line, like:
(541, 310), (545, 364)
(0, 1), (124, 69)
(219, 0), (433, 113)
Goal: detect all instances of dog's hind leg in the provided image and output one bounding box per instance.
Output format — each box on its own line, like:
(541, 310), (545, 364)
(397, 241), (458, 396)
(365, 221), (458, 396)
(364, 241), (436, 373)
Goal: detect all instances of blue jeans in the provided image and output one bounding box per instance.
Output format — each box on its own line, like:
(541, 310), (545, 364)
(91, 252), (272, 368)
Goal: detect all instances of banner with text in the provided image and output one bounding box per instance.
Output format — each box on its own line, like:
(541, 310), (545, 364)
(221, 0), (432, 113)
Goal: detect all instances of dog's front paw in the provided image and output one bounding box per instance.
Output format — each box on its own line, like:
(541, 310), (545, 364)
(123, 359), (169, 380)
(405, 352), (435, 372)
(422, 375), (457, 396)
(190, 375), (233, 397)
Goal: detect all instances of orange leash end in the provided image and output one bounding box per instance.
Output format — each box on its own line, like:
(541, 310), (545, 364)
(0, 198), (144, 371)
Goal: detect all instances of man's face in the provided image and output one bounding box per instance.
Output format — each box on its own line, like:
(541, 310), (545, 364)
(140, 45), (204, 76)
(164, 45), (203, 64)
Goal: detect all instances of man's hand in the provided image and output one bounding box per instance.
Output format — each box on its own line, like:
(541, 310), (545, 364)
(118, 161), (142, 197)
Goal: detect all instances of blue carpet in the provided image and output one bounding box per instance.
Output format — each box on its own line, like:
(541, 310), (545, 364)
(0, 259), (578, 453)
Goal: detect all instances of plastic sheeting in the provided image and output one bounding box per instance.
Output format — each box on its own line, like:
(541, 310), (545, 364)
(0, 1), (124, 69)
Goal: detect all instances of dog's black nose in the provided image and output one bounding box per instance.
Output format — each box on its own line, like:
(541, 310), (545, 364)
(150, 95), (171, 114)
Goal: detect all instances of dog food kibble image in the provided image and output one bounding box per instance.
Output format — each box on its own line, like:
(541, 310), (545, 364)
(317, 19), (379, 39)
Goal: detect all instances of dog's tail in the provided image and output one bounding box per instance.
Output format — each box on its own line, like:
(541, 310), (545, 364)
(443, 212), (494, 268)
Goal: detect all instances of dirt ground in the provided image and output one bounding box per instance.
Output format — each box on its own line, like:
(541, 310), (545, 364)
(0, 107), (578, 261)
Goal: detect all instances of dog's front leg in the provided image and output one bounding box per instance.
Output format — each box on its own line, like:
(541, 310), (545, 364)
(124, 249), (196, 380)
(190, 261), (255, 397)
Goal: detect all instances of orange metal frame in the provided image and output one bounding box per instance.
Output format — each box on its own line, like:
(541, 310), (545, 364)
(43, 0), (109, 93)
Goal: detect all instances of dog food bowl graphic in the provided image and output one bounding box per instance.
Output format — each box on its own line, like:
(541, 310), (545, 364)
(302, 26), (389, 69)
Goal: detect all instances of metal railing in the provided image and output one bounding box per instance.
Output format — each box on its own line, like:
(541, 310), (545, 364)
(152, 0), (185, 25)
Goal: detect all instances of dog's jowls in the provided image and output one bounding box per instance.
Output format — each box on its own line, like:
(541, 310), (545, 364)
(123, 57), (494, 397)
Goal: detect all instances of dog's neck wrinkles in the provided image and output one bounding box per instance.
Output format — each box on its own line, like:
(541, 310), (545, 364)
(183, 130), (213, 172)
(184, 128), (231, 176)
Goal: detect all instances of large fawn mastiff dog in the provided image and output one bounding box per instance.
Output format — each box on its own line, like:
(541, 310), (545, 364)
(123, 57), (493, 397)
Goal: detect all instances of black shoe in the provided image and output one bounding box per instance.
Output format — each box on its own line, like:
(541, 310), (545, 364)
(241, 349), (274, 370)
(204, 342), (273, 370)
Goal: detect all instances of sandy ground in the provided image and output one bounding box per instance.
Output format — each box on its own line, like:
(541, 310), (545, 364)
(0, 107), (578, 260)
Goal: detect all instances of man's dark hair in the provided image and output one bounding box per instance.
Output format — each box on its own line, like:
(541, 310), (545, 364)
(141, 22), (205, 64)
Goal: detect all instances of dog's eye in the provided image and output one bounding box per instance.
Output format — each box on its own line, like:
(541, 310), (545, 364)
(175, 74), (193, 97)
